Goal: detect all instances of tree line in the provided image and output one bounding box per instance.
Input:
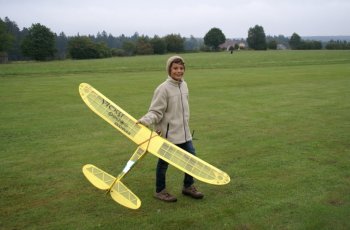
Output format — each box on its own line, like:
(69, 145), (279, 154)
(1, 17), (206, 61)
(246, 25), (350, 51)
(1, 16), (349, 62)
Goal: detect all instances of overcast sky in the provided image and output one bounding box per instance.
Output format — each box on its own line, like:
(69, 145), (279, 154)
(1, 0), (349, 38)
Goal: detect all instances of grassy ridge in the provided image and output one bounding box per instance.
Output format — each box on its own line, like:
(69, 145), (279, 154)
(1, 51), (349, 229)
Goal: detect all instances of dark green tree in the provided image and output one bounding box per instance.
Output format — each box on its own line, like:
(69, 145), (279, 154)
(21, 23), (56, 60)
(151, 35), (166, 54)
(68, 36), (111, 59)
(204, 27), (226, 51)
(122, 40), (136, 56)
(55, 32), (68, 59)
(325, 40), (350, 50)
(247, 25), (267, 50)
(0, 18), (14, 53)
(0, 18), (14, 63)
(2, 17), (25, 60)
(68, 36), (99, 59)
(267, 40), (277, 50)
(289, 33), (302, 50)
(164, 34), (185, 52)
(95, 42), (112, 57)
(136, 36), (154, 55)
(95, 31), (109, 45)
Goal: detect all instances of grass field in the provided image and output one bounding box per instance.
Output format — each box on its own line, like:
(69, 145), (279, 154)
(1, 51), (350, 229)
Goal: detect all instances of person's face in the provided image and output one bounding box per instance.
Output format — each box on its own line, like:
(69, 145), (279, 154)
(169, 62), (185, 81)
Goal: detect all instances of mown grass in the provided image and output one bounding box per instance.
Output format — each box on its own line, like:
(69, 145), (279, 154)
(1, 50), (350, 229)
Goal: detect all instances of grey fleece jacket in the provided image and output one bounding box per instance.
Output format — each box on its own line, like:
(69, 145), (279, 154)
(139, 76), (192, 144)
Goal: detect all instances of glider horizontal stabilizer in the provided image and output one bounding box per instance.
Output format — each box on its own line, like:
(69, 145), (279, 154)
(83, 164), (141, 209)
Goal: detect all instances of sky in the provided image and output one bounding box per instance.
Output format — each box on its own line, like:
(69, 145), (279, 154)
(1, 0), (350, 38)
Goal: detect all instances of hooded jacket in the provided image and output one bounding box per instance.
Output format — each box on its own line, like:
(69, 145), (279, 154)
(139, 76), (192, 144)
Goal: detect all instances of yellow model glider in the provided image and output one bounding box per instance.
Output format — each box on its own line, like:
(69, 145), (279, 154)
(79, 83), (230, 209)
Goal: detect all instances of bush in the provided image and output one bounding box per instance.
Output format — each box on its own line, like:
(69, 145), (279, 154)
(68, 36), (111, 59)
(111, 48), (127, 57)
(267, 40), (277, 50)
(325, 40), (350, 50)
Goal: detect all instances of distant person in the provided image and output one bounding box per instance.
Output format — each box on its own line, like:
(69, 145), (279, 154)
(138, 56), (204, 202)
(229, 46), (234, 54)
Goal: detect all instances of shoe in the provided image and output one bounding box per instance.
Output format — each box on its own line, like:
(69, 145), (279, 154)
(154, 189), (177, 202)
(182, 185), (204, 199)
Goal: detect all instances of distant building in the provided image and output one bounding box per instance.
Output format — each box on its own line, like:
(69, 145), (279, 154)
(219, 39), (247, 50)
(238, 42), (246, 50)
(219, 40), (235, 50)
(277, 44), (287, 50)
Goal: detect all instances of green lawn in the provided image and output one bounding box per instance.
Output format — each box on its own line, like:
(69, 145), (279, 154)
(1, 51), (349, 229)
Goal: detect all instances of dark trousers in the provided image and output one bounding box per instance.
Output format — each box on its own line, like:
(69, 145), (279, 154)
(156, 141), (196, 193)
